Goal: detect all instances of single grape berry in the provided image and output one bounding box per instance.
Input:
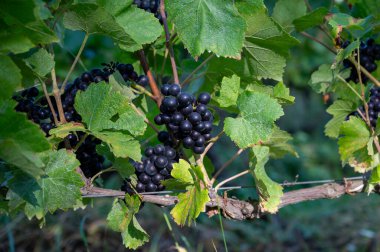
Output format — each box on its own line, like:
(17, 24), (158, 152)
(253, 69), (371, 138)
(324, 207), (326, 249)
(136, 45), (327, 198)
(197, 92), (211, 104)
(169, 84), (181, 96)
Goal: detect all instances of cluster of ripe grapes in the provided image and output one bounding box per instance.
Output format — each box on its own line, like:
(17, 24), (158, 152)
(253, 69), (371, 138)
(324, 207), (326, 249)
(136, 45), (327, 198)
(13, 62), (148, 177)
(122, 144), (178, 193)
(133, 0), (163, 23)
(348, 87), (380, 128)
(154, 84), (213, 154)
(343, 39), (380, 83)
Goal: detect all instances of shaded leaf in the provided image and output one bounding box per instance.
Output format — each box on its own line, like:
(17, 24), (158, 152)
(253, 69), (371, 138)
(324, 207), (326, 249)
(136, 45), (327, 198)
(293, 7), (329, 32)
(325, 100), (354, 138)
(273, 82), (295, 104)
(0, 55), (21, 101)
(272, 0), (306, 32)
(23, 48), (55, 77)
(213, 75), (240, 108)
(263, 127), (298, 158)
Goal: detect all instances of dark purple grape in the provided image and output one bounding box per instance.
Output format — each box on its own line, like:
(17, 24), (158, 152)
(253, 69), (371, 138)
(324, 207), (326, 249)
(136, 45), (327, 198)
(27, 87), (39, 97)
(154, 144), (165, 155)
(158, 131), (170, 143)
(162, 97), (178, 111)
(165, 147), (176, 159)
(190, 130), (201, 140)
(145, 163), (157, 176)
(137, 75), (149, 86)
(81, 72), (93, 82)
(136, 182), (145, 192)
(193, 146), (205, 154)
(180, 105), (193, 115)
(154, 156), (168, 168)
(171, 112), (184, 125)
(135, 163), (145, 173)
(160, 168), (169, 176)
(197, 92), (211, 104)
(194, 135), (205, 147)
(177, 93), (192, 107)
(152, 174), (164, 184)
(161, 84), (171, 96)
(168, 84), (181, 96)
(183, 136), (194, 148)
(145, 147), (154, 157)
(180, 120), (192, 132)
(188, 112), (202, 125)
(154, 114), (163, 125)
(146, 182), (157, 192)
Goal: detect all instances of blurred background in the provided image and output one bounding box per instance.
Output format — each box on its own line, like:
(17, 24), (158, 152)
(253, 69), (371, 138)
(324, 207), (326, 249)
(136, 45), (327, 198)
(2, 0), (380, 251)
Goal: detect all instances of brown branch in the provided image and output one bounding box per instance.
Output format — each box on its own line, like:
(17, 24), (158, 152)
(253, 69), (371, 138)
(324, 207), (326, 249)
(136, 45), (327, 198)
(81, 180), (369, 221)
(51, 68), (66, 123)
(138, 50), (162, 106)
(300, 32), (336, 54)
(38, 77), (59, 125)
(160, 0), (179, 84)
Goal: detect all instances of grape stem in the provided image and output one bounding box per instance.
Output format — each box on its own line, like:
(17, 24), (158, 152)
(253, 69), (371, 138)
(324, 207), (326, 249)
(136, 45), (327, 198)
(138, 50), (162, 106)
(214, 170), (250, 191)
(181, 54), (215, 87)
(60, 33), (89, 93)
(38, 77), (59, 125)
(348, 57), (380, 87)
(51, 68), (66, 124)
(160, 0), (179, 84)
(90, 167), (116, 184)
(300, 32), (336, 54)
(210, 148), (245, 185)
(74, 133), (89, 152)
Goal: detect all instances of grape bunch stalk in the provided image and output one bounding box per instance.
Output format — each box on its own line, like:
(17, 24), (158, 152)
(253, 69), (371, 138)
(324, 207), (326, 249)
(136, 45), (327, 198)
(154, 84), (213, 154)
(13, 62), (148, 178)
(343, 38), (380, 83)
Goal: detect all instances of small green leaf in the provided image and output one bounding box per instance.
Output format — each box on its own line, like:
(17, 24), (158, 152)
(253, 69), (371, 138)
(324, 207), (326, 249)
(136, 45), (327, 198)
(308, 64), (334, 94)
(49, 122), (87, 139)
(108, 73), (136, 101)
(213, 75), (240, 108)
(293, 7), (329, 32)
(0, 100), (51, 177)
(224, 91), (284, 148)
(263, 127), (298, 158)
(273, 82), (295, 104)
(163, 159), (194, 190)
(272, 0), (306, 32)
(338, 117), (371, 165)
(93, 131), (141, 160)
(0, 55), (21, 101)
(106, 196), (149, 249)
(23, 48), (55, 77)
(336, 40), (360, 63)
(170, 185), (209, 226)
(325, 100), (354, 138)
(114, 158), (135, 178)
(75, 83), (146, 136)
(250, 145), (283, 213)
(166, 0), (246, 59)
(327, 13), (375, 39)
(7, 149), (84, 220)
(369, 165), (380, 188)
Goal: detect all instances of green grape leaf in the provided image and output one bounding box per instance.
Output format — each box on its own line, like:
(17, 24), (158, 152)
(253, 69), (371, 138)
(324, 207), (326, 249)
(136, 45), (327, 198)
(250, 145), (283, 213)
(0, 55), (21, 101)
(273, 82), (295, 104)
(93, 131), (141, 161)
(336, 40), (361, 63)
(166, 0), (246, 59)
(63, 3), (139, 52)
(308, 64), (334, 94)
(213, 75), (240, 108)
(108, 73), (136, 101)
(338, 117), (371, 168)
(293, 7), (329, 32)
(368, 165), (380, 192)
(0, 1), (58, 54)
(327, 13), (375, 39)
(100, 1), (163, 46)
(49, 122), (87, 139)
(224, 92), (284, 148)
(163, 159), (194, 190)
(75, 83), (146, 136)
(7, 149), (83, 220)
(107, 196), (149, 249)
(114, 158), (136, 179)
(23, 48), (55, 77)
(272, 0), (306, 32)
(243, 10), (299, 81)
(325, 100), (354, 138)
(0, 100), (50, 177)
(171, 185), (209, 227)
(263, 126), (298, 158)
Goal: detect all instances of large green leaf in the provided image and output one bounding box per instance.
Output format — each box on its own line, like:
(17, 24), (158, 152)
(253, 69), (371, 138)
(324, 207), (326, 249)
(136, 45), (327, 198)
(325, 100), (354, 138)
(0, 100), (50, 177)
(106, 196), (149, 249)
(250, 145), (283, 213)
(63, 3), (138, 51)
(213, 75), (240, 108)
(74, 83), (146, 135)
(338, 117), (372, 171)
(99, 0), (163, 46)
(166, 0), (246, 59)
(23, 48), (55, 77)
(293, 7), (329, 32)
(7, 150), (83, 220)
(0, 55), (21, 101)
(93, 131), (141, 160)
(242, 10), (299, 81)
(272, 0), (306, 32)
(224, 91), (284, 149)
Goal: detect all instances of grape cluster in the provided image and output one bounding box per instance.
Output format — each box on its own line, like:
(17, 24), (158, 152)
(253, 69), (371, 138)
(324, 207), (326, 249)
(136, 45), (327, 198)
(349, 87), (380, 128)
(13, 62), (148, 177)
(154, 84), (213, 154)
(122, 144), (178, 193)
(133, 0), (163, 23)
(343, 39), (380, 83)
